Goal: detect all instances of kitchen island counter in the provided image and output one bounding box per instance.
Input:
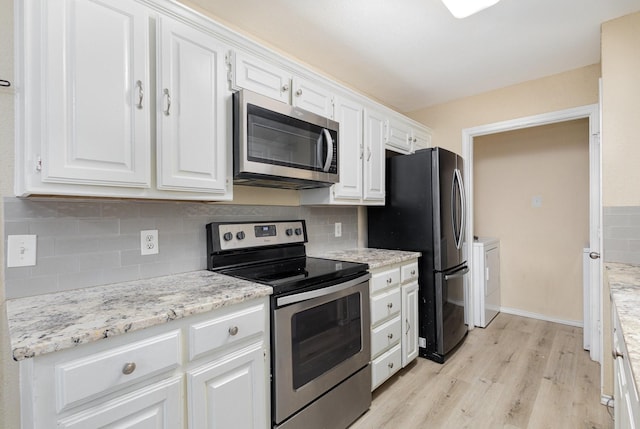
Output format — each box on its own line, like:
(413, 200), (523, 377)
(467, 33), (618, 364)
(7, 270), (271, 361)
(607, 262), (640, 398)
(313, 248), (421, 269)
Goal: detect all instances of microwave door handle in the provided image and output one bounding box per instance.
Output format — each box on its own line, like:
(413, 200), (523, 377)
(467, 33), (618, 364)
(322, 128), (333, 172)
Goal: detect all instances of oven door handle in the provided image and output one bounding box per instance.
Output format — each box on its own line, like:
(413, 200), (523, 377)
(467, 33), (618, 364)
(276, 273), (371, 306)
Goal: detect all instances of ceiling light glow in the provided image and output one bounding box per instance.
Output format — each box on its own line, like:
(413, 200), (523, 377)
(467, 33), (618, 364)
(441, 0), (501, 18)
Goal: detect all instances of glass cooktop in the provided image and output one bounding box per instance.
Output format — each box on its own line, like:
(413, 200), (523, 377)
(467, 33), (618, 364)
(217, 256), (368, 296)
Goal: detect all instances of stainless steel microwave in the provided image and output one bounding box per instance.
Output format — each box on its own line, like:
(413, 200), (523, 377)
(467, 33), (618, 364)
(233, 89), (339, 189)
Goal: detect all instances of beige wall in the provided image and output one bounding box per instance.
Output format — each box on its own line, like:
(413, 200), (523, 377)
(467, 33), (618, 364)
(474, 119), (590, 322)
(601, 12), (640, 206)
(407, 64), (600, 155)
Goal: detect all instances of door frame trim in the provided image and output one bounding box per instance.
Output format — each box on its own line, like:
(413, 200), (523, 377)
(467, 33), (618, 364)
(461, 104), (601, 363)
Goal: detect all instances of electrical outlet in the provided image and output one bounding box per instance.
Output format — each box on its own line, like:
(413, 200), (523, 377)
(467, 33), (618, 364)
(141, 230), (159, 255)
(334, 222), (342, 238)
(7, 235), (37, 267)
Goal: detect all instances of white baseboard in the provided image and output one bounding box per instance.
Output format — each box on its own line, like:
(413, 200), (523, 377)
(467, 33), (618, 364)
(500, 306), (584, 328)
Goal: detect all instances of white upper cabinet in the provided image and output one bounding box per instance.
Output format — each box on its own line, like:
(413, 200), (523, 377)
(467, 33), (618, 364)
(292, 78), (334, 118)
(39, 0), (151, 188)
(156, 15), (228, 194)
(332, 96), (364, 200)
(386, 117), (413, 154)
(385, 113), (432, 154)
(363, 108), (386, 202)
(229, 50), (292, 103)
(17, 0), (232, 200)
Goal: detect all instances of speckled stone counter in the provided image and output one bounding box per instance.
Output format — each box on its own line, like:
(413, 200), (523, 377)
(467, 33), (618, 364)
(312, 248), (421, 270)
(7, 270), (271, 361)
(607, 262), (640, 395)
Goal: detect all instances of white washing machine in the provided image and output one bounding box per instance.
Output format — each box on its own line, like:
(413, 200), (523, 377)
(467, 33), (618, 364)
(472, 237), (501, 328)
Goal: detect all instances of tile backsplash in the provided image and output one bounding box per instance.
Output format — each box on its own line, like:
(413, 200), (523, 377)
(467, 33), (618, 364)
(604, 206), (640, 264)
(3, 197), (358, 299)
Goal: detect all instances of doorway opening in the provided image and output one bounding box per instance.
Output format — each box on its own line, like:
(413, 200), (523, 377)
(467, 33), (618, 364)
(462, 104), (601, 364)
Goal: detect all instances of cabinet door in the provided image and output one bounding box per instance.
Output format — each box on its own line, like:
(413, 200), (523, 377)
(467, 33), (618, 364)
(402, 281), (419, 367)
(42, 0), (150, 187)
(157, 16), (228, 194)
(363, 108), (386, 202)
(291, 78), (333, 118)
(386, 117), (412, 153)
(188, 343), (267, 429)
(412, 127), (432, 151)
(57, 377), (184, 429)
(333, 96), (364, 200)
(230, 50), (291, 103)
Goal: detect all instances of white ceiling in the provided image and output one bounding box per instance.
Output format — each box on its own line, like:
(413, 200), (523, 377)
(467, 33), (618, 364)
(184, 0), (640, 112)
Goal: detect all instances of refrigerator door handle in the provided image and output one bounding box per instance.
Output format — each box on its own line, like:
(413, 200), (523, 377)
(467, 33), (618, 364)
(452, 168), (465, 250)
(444, 266), (469, 281)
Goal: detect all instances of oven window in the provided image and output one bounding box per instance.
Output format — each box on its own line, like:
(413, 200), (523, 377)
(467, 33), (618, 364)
(291, 291), (362, 389)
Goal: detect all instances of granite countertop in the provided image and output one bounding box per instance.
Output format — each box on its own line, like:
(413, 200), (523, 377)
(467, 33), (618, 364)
(313, 248), (421, 270)
(607, 262), (640, 394)
(6, 270), (272, 361)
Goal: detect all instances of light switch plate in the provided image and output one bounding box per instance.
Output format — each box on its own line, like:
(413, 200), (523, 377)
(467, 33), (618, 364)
(7, 235), (37, 267)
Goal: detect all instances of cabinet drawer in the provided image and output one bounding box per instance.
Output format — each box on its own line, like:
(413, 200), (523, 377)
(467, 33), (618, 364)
(189, 302), (265, 361)
(371, 343), (402, 391)
(371, 268), (400, 294)
(371, 287), (401, 325)
(55, 330), (181, 412)
(401, 262), (419, 283)
(371, 316), (401, 358)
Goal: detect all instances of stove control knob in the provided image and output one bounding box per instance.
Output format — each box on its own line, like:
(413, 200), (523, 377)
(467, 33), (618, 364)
(223, 232), (233, 241)
(236, 231), (245, 240)
(295, 228), (303, 236)
(286, 228), (293, 236)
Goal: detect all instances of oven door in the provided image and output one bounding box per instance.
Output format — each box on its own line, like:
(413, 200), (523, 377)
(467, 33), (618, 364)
(272, 273), (371, 425)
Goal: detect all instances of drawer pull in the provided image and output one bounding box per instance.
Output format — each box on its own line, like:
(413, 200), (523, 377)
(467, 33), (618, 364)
(122, 362), (136, 375)
(388, 333), (394, 340)
(387, 278), (392, 284)
(411, 269), (416, 276)
(388, 362), (394, 369)
(228, 326), (239, 336)
(387, 302), (393, 309)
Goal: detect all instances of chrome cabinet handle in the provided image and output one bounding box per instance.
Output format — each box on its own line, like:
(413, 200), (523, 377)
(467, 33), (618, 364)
(136, 80), (144, 109)
(411, 269), (416, 276)
(367, 147), (372, 161)
(589, 252), (601, 260)
(296, 89), (302, 96)
(281, 84), (289, 92)
(163, 88), (171, 116)
(386, 278), (392, 284)
(387, 302), (393, 309)
(388, 362), (394, 369)
(122, 362), (136, 375)
(406, 319), (410, 335)
(360, 145), (364, 160)
(388, 333), (393, 340)
(228, 326), (239, 336)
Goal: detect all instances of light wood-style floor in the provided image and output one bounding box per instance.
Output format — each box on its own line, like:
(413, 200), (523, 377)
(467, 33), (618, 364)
(350, 313), (613, 429)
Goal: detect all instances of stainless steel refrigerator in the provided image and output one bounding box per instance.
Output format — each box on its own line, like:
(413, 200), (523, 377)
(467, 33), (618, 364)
(367, 147), (468, 363)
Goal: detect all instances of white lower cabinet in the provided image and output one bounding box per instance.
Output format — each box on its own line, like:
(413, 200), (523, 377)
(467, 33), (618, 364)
(402, 281), (419, 367)
(613, 305), (640, 429)
(187, 343), (266, 429)
(57, 376), (184, 429)
(19, 298), (269, 429)
(369, 258), (419, 391)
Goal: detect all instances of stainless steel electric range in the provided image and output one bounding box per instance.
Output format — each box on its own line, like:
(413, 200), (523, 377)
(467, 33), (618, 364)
(206, 220), (372, 429)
